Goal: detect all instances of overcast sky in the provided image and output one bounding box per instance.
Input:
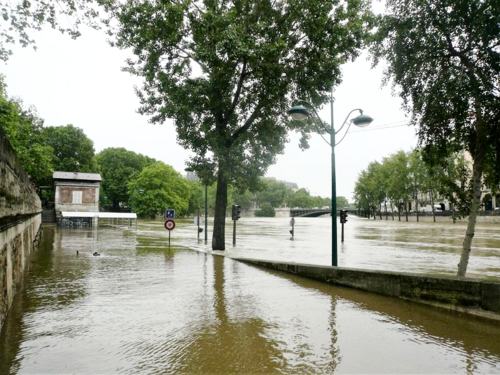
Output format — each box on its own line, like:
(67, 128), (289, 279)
(1, 16), (418, 201)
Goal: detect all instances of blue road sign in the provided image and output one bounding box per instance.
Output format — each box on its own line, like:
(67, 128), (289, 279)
(165, 209), (175, 219)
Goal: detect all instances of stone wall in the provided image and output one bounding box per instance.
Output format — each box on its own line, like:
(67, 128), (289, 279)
(236, 259), (500, 322)
(0, 126), (42, 329)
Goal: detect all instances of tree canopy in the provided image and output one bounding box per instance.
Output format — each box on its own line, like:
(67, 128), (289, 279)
(107, 0), (374, 250)
(96, 147), (156, 211)
(128, 162), (190, 218)
(43, 124), (97, 173)
(371, 0), (500, 276)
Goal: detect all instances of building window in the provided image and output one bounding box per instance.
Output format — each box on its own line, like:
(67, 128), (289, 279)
(73, 191), (83, 204)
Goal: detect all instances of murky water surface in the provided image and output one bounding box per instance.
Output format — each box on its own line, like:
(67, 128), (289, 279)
(1, 217), (500, 374)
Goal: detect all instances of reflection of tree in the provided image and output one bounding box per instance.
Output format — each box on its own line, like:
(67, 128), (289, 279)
(179, 255), (283, 374)
(328, 297), (340, 373)
(261, 267), (500, 370)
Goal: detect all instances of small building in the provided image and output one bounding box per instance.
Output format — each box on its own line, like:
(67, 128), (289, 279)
(53, 172), (101, 215)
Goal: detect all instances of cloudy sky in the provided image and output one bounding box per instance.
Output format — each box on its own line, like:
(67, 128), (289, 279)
(1, 14), (418, 201)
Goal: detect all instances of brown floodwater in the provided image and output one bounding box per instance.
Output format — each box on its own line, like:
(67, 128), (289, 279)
(1, 217), (500, 374)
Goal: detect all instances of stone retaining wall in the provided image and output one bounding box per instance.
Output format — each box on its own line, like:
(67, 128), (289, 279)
(235, 259), (500, 322)
(0, 126), (42, 329)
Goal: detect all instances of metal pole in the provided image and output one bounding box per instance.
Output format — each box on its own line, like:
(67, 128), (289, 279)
(331, 95), (338, 267)
(232, 219), (236, 245)
(204, 183), (208, 242)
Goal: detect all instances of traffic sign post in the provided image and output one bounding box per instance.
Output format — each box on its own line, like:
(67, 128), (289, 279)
(194, 216), (204, 239)
(164, 219), (176, 246)
(165, 209), (175, 219)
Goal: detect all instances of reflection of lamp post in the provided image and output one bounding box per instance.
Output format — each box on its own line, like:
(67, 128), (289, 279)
(288, 96), (373, 267)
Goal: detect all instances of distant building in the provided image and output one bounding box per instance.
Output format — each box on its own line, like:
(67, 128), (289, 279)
(185, 171), (199, 181)
(53, 172), (101, 215)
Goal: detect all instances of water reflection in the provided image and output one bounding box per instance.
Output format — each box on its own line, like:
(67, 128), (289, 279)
(0, 224), (499, 374)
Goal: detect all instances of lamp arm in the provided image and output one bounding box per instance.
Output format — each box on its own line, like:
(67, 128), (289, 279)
(335, 108), (363, 136)
(296, 99), (332, 146)
(335, 121), (353, 146)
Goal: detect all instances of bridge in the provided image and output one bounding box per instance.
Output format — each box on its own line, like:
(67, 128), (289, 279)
(291, 208), (332, 217)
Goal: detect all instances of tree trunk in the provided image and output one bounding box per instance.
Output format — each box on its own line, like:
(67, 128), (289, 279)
(457, 118), (486, 277)
(212, 167), (228, 250)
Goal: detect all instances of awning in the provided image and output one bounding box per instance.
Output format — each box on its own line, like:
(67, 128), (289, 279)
(61, 212), (137, 219)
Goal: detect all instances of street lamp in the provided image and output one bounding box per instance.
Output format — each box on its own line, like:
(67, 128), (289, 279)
(288, 96), (373, 267)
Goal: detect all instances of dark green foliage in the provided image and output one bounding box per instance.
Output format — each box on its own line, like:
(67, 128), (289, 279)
(0, 76), (53, 185)
(255, 203), (275, 217)
(43, 124), (97, 173)
(96, 147), (156, 211)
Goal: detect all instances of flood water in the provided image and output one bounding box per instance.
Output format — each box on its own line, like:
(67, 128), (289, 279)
(178, 216), (500, 280)
(1, 217), (500, 374)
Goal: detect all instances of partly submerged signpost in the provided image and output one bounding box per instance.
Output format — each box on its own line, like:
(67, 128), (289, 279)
(164, 209), (176, 245)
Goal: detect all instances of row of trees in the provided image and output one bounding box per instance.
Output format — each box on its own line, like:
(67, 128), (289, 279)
(371, 0), (499, 276)
(2, 77), (338, 218)
(4, 0), (498, 274)
(354, 150), (472, 221)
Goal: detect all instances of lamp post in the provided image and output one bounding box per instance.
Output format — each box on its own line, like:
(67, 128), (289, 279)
(288, 96), (373, 267)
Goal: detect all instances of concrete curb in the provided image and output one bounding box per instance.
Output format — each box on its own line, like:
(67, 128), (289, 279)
(230, 257), (500, 322)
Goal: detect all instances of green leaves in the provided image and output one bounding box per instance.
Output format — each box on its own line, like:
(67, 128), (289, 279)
(96, 147), (156, 211)
(128, 161), (190, 217)
(0, 0), (104, 62)
(0, 76), (53, 185)
(43, 124), (97, 173)
(109, 0), (374, 190)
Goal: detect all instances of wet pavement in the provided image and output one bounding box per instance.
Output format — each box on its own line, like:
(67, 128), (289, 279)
(1, 217), (500, 374)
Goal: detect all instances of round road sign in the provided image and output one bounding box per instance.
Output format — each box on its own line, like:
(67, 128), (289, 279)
(164, 219), (176, 231)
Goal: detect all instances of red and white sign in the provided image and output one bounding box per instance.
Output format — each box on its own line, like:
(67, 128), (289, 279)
(164, 219), (176, 231)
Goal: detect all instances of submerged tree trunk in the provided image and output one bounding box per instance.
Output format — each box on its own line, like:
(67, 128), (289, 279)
(457, 118), (486, 277)
(212, 167), (228, 251)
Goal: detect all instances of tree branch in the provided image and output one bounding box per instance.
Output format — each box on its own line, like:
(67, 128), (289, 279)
(226, 60), (247, 122)
(230, 103), (262, 143)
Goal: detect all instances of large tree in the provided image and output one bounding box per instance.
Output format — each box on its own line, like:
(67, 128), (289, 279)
(128, 162), (190, 218)
(43, 124), (97, 173)
(108, 0), (373, 250)
(96, 147), (156, 211)
(372, 0), (500, 276)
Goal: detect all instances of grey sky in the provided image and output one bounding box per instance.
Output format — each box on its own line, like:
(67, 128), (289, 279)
(1, 22), (417, 201)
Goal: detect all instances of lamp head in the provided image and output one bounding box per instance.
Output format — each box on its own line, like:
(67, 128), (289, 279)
(352, 113), (374, 128)
(288, 104), (310, 121)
